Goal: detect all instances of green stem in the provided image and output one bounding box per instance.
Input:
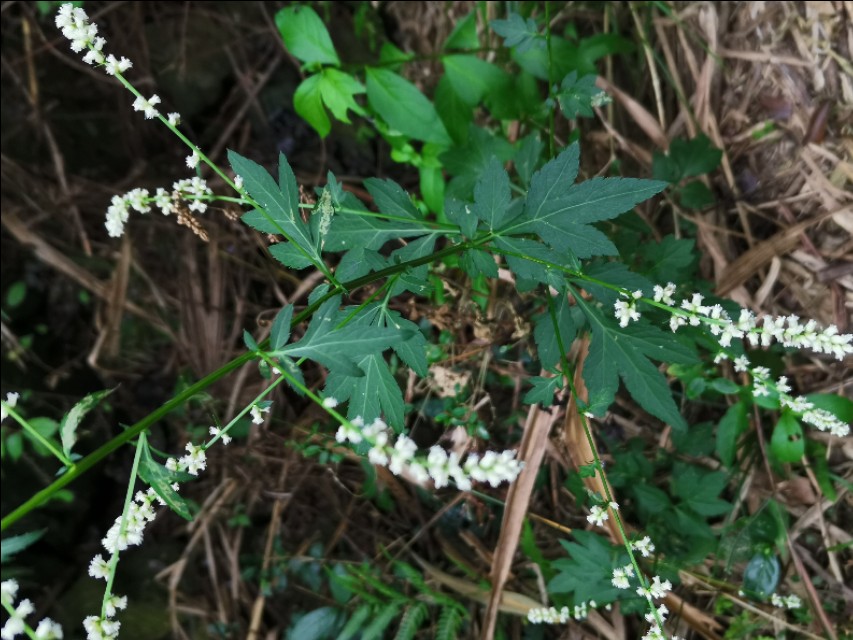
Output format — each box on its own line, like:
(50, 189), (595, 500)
(1, 234), (490, 531)
(101, 431), (146, 618)
(1, 351), (253, 531)
(3, 405), (73, 468)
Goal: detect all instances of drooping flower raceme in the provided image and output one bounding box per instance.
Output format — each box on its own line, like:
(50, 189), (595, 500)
(335, 417), (523, 491)
(615, 283), (852, 437)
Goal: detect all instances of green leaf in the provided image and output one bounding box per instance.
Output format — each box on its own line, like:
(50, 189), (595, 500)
(324, 200), (426, 252)
(652, 135), (722, 183)
(556, 71), (603, 119)
(269, 241), (316, 270)
(445, 198), (478, 238)
(294, 75), (331, 137)
(229, 152), (320, 265)
(137, 439), (193, 520)
(671, 463), (731, 517)
(336, 605), (373, 640)
(59, 387), (115, 457)
(318, 69), (365, 123)
(742, 553), (780, 599)
(435, 607), (464, 640)
(362, 603), (401, 640)
(379, 42), (412, 66)
(716, 402), (748, 467)
(524, 376), (562, 407)
(243, 329), (258, 352)
(5, 281), (26, 308)
(395, 602), (429, 640)
(443, 55), (505, 106)
(579, 302), (695, 428)
(460, 248), (498, 279)
(441, 126), (514, 192)
(364, 178), (423, 221)
(420, 165), (445, 215)
(444, 10), (478, 50)
(677, 181), (715, 209)
(270, 304), (294, 351)
(325, 352), (405, 427)
(388, 234), (438, 297)
(548, 530), (627, 604)
(514, 134), (544, 187)
(381, 309), (428, 377)
(533, 293), (576, 370)
(435, 76), (473, 145)
(6, 433), (23, 461)
(503, 146), (668, 257)
(770, 412), (804, 463)
(672, 421), (715, 456)
(1, 529), (46, 564)
(580, 262), (653, 306)
(280, 297), (405, 377)
(632, 483), (671, 517)
(286, 607), (343, 640)
(335, 247), (388, 281)
(276, 6), (340, 67)
(637, 235), (697, 284)
(494, 236), (568, 292)
(490, 13), (544, 54)
(366, 68), (451, 145)
(472, 157), (512, 230)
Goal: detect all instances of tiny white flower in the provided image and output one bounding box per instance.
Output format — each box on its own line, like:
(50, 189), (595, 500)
(132, 93), (161, 119)
(250, 404), (270, 425)
(631, 535), (655, 557)
(104, 594), (127, 617)
(209, 425), (232, 445)
(0, 579), (18, 606)
(322, 397), (339, 409)
(587, 504), (609, 527)
(179, 442), (207, 475)
(1, 392), (20, 423)
(34, 618), (64, 640)
(234, 175), (244, 190)
(653, 283), (676, 305)
(88, 554), (110, 580)
(167, 112), (181, 126)
(104, 54), (132, 76)
(186, 151), (200, 169)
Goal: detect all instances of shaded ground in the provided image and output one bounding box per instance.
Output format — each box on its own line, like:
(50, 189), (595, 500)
(1, 2), (850, 639)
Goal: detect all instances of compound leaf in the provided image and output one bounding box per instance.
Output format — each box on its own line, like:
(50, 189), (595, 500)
(578, 302), (696, 429)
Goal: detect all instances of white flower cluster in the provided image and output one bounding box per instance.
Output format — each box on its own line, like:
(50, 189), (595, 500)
(608, 558), (679, 640)
(104, 177), (213, 237)
(55, 5), (170, 124)
(1, 580), (63, 639)
(614, 290), (643, 327)
(0, 391), (20, 423)
(611, 564), (635, 589)
(84, 411), (241, 640)
(527, 601), (593, 624)
(715, 355), (850, 437)
(250, 403), (271, 425)
(614, 283), (852, 437)
(335, 417), (523, 491)
(587, 501), (619, 527)
(647, 285), (853, 361)
(770, 592), (802, 610)
(631, 535), (656, 558)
